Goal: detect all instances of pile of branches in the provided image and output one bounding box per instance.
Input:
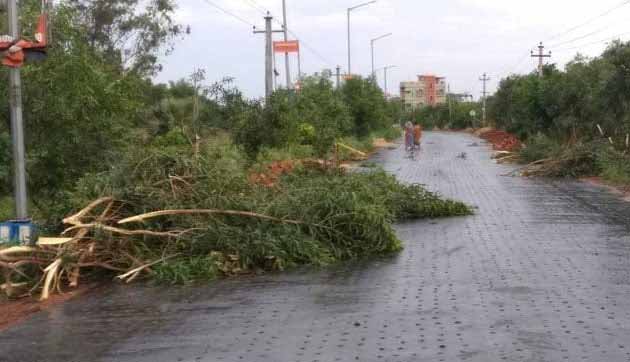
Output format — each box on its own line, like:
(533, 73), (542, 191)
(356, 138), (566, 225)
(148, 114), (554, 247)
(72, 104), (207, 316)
(1, 142), (472, 300)
(505, 141), (601, 178)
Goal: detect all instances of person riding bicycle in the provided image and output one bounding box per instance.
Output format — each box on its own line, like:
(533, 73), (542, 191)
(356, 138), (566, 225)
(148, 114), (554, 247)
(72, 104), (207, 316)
(413, 123), (422, 149)
(404, 122), (414, 151)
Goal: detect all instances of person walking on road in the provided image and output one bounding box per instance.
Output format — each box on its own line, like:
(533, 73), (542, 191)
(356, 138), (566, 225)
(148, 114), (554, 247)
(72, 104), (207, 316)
(413, 123), (423, 150)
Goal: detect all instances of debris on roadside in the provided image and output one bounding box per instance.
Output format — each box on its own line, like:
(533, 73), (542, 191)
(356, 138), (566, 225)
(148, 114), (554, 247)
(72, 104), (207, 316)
(478, 130), (521, 152)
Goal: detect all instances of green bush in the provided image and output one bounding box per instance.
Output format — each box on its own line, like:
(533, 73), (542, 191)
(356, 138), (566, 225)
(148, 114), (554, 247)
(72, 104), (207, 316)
(341, 77), (389, 137)
(374, 126), (402, 142)
(519, 133), (562, 163)
(597, 147), (630, 184)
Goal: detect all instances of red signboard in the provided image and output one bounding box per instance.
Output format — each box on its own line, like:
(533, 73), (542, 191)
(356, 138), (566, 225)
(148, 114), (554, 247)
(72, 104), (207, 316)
(273, 40), (300, 53)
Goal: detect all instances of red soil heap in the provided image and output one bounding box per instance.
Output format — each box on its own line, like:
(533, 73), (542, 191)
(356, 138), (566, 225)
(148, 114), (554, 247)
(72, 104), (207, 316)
(248, 160), (295, 187)
(479, 130), (521, 152)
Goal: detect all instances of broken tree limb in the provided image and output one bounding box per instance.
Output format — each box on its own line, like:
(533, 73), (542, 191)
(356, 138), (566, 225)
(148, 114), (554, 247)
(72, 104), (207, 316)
(62, 222), (188, 238)
(41, 259), (62, 301)
(502, 158), (554, 177)
(116, 254), (181, 282)
(117, 209), (304, 226)
(62, 197), (114, 226)
(336, 142), (368, 157)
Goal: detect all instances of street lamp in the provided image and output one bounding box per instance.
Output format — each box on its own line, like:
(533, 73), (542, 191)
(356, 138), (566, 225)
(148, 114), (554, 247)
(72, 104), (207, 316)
(347, 1), (376, 76)
(371, 32), (392, 79)
(376, 65), (397, 98)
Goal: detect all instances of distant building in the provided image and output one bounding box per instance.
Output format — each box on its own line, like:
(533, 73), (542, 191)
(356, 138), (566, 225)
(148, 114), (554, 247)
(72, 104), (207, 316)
(448, 93), (473, 103)
(400, 75), (447, 110)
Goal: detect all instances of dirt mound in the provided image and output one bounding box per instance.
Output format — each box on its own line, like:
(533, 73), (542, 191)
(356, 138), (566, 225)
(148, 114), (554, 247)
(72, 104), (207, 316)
(249, 160), (296, 187)
(479, 130), (521, 152)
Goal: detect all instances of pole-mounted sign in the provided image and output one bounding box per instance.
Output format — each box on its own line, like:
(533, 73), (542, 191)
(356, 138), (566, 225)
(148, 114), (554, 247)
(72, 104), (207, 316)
(273, 40), (299, 54)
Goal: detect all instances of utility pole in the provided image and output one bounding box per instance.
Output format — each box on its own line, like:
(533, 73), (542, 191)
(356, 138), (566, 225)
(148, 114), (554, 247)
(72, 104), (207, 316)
(336, 65), (341, 89)
(479, 73), (490, 126)
(370, 32), (392, 79)
(531, 42), (551, 77)
(8, 0), (28, 220)
(347, 1), (376, 76)
(281, 0), (291, 88)
(254, 13), (283, 98)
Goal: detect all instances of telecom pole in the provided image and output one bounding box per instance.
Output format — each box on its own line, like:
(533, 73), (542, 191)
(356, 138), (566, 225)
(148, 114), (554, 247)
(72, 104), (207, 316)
(531, 42), (551, 77)
(8, 0), (28, 220)
(336, 65), (341, 88)
(254, 13), (283, 98)
(282, 0), (291, 88)
(479, 73), (490, 126)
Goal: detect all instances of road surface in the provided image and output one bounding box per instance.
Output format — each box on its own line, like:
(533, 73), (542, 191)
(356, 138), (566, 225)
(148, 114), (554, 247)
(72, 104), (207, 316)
(2, 132), (630, 362)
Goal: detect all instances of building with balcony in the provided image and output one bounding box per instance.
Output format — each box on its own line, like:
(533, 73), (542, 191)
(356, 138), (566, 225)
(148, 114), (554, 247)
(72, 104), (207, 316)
(400, 75), (447, 110)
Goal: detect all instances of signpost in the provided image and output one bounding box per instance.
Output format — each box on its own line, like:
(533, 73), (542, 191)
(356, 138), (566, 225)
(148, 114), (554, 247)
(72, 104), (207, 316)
(273, 40), (300, 87)
(273, 40), (299, 53)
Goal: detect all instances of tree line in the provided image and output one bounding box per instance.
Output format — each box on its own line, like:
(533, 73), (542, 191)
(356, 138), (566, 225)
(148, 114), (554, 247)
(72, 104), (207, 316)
(0, 0), (401, 228)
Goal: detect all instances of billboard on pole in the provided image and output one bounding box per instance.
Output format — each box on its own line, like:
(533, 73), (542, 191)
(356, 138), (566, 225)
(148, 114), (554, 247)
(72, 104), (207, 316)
(273, 40), (299, 53)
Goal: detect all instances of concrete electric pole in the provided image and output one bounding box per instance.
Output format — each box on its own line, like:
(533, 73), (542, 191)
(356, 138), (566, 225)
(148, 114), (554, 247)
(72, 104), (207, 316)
(347, 1), (376, 76)
(479, 73), (490, 126)
(281, 0), (291, 88)
(336, 65), (341, 89)
(531, 42), (551, 78)
(7, 0), (28, 220)
(370, 32), (392, 79)
(254, 13), (283, 98)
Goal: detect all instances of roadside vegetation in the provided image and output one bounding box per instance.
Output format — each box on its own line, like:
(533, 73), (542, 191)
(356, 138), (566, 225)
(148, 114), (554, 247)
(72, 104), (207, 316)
(407, 100), (482, 130)
(0, 0), (471, 297)
(487, 41), (630, 182)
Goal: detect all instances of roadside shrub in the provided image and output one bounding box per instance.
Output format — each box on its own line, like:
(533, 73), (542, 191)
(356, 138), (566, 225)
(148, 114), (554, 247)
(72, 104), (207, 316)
(597, 147), (630, 184)
(374, 126), (402, 142)
(519, 133), (562, 163)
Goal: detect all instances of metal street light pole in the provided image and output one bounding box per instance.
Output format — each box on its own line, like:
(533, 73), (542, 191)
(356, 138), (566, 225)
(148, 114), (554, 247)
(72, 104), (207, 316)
(282, 0), (291, 88)
(371, 32), (392, 79)
(347, 1), (376, 76)
(382, 65), (397, 98)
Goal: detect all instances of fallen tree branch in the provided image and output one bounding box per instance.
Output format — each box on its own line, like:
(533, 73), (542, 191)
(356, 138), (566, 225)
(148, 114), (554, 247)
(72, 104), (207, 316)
(116, 254), (181, 282)
(63, 197), (114, 226)
(117, 209), (305, 226)
(62, 222), (188, 238)
(503, 158), (554, 177)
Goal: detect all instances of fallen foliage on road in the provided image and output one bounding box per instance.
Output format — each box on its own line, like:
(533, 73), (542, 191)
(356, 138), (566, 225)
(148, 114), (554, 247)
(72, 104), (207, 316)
(1, 142), (471, 299)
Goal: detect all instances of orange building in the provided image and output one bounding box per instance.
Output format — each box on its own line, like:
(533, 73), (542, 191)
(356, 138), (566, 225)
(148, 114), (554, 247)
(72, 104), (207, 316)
(400, 74), (447, 110)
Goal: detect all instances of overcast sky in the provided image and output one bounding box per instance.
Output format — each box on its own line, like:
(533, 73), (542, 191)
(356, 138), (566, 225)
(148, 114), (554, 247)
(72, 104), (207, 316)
(155, 0), (630, 100)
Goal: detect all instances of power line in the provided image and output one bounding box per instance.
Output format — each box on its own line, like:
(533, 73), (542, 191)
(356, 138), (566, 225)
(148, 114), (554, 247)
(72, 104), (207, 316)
(250, 2), (336, 68)
(550, 27), (611, 48)
(549, 16), (630, 48)
(200, 0), (257, 27)
(547, 0), (630, 42)
(240, 0), (268, 16)
(554, 30), (630, 52)
(494, 2), (630, 82)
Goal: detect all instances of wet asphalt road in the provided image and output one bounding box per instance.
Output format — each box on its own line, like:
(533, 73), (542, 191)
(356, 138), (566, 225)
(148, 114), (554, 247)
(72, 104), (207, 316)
(3, 131), (630, 362)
